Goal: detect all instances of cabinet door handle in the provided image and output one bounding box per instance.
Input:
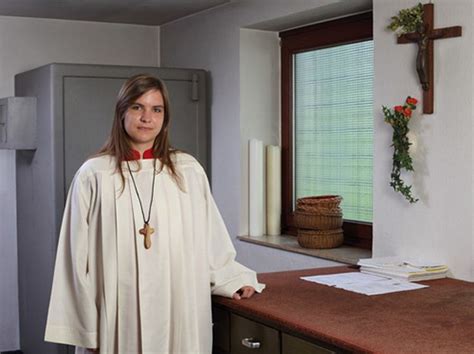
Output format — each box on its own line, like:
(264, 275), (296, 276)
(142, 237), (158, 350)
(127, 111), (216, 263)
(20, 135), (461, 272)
(241, 337), (261, 349)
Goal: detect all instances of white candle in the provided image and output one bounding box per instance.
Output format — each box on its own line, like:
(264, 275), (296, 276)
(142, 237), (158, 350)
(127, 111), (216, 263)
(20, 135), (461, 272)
(266, 145), (281, 235)
(249, 139), (265, 236)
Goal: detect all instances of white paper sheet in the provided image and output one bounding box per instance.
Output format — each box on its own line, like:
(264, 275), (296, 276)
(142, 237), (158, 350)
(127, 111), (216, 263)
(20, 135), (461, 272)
(301, 272), (387, 286)
(301, 272), (429, 296)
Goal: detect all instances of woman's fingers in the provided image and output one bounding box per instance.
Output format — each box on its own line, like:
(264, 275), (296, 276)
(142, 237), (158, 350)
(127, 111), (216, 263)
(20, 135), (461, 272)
(241, 286), (255, 298)
(232, 286), (256, 300)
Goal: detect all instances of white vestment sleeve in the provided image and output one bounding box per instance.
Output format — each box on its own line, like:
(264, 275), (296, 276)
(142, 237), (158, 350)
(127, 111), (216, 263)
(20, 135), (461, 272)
(203, 174), (265, 298)
(44, 171), (99, 348)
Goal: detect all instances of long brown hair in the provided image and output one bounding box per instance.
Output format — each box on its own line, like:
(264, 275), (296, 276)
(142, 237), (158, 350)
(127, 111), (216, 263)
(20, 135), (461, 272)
(98, 74), (181, 188)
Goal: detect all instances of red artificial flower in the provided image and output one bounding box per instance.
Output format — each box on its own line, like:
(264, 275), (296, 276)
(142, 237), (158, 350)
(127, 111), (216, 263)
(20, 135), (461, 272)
(394, 105), (404, 113)
(404, 107), (412, 117)
(406, 97), (418, 105)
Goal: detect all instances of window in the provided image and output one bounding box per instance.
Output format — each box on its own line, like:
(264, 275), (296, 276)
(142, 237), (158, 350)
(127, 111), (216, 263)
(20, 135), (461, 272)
(280, 13), (373, 249)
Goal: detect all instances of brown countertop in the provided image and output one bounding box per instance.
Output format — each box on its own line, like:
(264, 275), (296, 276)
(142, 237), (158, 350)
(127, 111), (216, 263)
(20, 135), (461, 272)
(212, 266), (474, 353)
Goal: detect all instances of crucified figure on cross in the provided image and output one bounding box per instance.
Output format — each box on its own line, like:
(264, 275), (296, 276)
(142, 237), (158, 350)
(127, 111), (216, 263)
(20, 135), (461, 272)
(415, 24), (429, 91)
(397, 3), (461, 114)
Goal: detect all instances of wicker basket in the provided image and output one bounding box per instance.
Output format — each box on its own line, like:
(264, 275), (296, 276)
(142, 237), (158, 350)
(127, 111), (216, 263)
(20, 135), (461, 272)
(297, 228), (344, 249)
(294, 210), (342, 230)
(296, 195), (343, 213)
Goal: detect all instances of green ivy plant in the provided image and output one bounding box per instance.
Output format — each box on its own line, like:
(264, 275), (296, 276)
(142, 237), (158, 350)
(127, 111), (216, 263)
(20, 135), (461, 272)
(382, 97), (419, 203)
(387, 3), (424, 36)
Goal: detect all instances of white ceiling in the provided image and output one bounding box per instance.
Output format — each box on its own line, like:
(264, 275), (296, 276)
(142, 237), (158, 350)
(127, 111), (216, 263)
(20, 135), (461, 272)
(0, 0), (231, 26)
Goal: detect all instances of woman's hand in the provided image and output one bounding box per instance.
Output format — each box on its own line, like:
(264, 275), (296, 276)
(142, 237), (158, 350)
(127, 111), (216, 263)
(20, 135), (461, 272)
(232, 286), (255, 300)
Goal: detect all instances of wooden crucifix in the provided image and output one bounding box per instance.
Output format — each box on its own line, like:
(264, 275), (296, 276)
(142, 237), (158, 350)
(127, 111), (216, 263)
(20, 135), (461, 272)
(397, 3), (461, 114)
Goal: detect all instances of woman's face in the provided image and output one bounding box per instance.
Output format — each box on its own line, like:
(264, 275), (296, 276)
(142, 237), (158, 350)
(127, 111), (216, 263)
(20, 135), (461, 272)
(123, 89), (165, 152)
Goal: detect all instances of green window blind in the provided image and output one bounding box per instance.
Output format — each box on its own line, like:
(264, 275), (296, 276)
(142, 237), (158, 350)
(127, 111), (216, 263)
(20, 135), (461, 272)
(294, 40), (374, 222)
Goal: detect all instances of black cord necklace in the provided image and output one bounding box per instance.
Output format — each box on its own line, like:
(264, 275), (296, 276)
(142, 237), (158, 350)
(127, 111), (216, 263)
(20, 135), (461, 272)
(126, 158), (157, 249)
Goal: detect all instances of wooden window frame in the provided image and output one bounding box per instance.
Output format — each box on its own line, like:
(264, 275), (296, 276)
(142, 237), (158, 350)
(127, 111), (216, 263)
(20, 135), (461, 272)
(280, 13), (373, 250)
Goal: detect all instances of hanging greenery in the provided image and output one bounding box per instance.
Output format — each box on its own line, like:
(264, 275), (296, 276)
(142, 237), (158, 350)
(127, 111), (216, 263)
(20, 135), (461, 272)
(382, 97), (419, 203)
(387, 3), (424, 36)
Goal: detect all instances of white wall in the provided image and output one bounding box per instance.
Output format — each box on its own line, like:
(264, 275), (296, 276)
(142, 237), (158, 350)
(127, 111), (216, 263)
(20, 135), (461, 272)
(160, 0), (370, 272)
(0, 15), (159, 351)
(373, 0), (473, 281)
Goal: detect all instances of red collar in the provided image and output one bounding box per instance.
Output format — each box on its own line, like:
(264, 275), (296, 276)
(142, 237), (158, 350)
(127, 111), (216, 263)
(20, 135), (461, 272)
(125, 148), (154, 161)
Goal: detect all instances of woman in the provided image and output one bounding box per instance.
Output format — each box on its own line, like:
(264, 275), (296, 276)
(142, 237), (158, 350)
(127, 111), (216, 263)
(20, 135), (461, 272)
(44, 74), (264, 353)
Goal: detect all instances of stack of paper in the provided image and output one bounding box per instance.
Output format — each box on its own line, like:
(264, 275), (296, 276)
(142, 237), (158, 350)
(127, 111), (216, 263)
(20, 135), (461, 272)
(357, 257), (448, 282)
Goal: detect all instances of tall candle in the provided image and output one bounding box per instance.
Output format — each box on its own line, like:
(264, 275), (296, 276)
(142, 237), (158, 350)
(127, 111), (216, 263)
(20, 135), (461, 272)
(249, 139), (265, 236)
(266, 145), (281, 235)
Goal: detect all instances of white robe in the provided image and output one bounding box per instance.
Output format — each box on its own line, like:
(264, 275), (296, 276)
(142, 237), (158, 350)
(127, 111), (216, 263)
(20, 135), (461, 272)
(44, 152), (265, 353)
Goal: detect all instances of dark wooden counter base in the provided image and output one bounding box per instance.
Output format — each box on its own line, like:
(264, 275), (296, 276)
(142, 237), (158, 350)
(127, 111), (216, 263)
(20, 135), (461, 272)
(212, 266), (474, 354)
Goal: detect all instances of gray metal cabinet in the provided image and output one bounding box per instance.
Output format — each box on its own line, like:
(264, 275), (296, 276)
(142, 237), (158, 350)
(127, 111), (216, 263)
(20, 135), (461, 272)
(15, 63), (209, 354)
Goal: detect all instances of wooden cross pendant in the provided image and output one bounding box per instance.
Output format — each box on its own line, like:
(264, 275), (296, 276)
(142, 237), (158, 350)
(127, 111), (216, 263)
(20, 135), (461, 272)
(139, 223), (155, 249)
(397, 3), (462, 114)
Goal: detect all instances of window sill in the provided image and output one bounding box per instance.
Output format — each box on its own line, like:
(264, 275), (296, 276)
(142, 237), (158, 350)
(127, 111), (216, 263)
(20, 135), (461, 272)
(237, 234), (371, 265)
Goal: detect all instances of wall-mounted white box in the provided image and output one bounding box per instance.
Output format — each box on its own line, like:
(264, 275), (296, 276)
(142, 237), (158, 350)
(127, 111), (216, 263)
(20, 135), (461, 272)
(0, 97), (36, 150)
